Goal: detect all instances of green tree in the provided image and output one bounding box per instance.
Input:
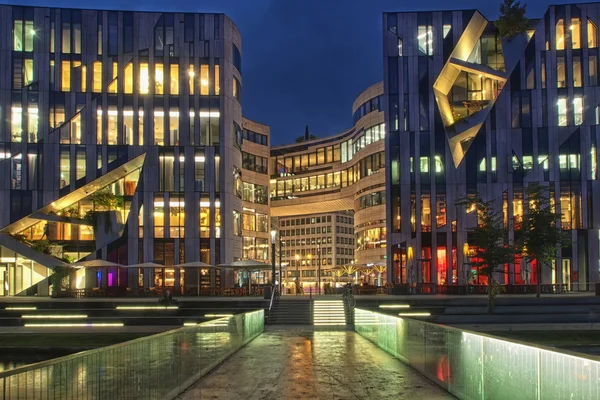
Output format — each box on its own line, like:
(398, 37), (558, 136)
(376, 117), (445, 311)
(458, 196), (519, 312)
(494, 0), (529, 38)
(521, 184), (570, 297)
(49, 266), (72, 292)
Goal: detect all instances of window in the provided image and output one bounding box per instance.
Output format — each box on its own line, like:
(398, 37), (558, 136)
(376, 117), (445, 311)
(257, 213), (268, 232)
(557, 56), (566, 88)
(215, 61), (221, 95)
(233, 76), (241, 101)
(13, 20), (23, 51)
(158, 153), (175, 191)
(61, 61), (71, 91)
(589, 19), (598, 48)
(140, 62), (149, 94)
(573, 56), (582, 87)
(169, 109), (179, 145)
(200, 64), (209, 95)
(27, 106), (39, 143)
(556, 18), (565, 50)
(124, 109), (134, 145)
(571, 18), (581, 49)
(153, 195), (164, 238)
(233, 210), (242, 236)
(195, 152), (205, 191)
(76, 149), (86, 181)
(557, 98), (567, 126)
(591, 56), (598, 86)
(398, 38), (403, 56)
(574, 96), (583, 125)
(11, 106), (22, 143)
(154, 109), (164, 145)
(233, 43), (242, 72)
(200, 199), (211, 238)
(188, 65), (194, 94)
(92, 61), (102, 92)
(59, 149), (70, 188)
(155, 63), (164, 94)
(242, 214), (255, 231)
(417, 25), (433, 55)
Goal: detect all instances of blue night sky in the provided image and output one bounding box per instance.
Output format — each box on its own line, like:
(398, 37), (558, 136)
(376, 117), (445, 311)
(15, 0), (582, 144)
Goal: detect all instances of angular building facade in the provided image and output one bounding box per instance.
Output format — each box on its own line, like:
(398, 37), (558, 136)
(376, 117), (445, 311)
(0, 6), (270, 294)
(384, 4), (600, 289)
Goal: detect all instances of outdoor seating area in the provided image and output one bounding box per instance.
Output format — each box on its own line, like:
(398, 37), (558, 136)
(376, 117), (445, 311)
(49, 259), (278, 298)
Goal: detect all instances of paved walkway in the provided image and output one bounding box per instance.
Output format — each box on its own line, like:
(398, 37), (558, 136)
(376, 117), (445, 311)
(180, 328), (452, 400)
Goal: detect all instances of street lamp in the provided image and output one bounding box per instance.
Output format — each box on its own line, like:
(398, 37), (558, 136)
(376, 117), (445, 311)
(270, 230), (276, 291)
(317, 243), (321, 295)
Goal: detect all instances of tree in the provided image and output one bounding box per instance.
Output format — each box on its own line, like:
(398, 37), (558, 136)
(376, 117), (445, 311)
(458, 196), (519, 312)
(49, 266), (72, 293)
(521, 183), (570, 297)
(494, 0), (529, 38)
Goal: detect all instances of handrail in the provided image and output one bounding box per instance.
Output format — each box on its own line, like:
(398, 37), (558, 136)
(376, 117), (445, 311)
(269, 285), (277, 312)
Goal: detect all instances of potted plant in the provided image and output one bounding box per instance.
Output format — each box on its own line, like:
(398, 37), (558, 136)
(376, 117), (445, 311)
(49, 266), (73, 297)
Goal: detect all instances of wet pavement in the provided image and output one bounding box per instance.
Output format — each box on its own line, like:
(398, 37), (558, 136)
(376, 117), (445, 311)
(180, 328), (453, 400)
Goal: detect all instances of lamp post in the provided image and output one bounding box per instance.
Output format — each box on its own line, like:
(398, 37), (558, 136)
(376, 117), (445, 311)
(279, 235), (283, 295)
(317, 243), (321, 295)
(270, 230), (276, 291)
(295, 254), (300, 295)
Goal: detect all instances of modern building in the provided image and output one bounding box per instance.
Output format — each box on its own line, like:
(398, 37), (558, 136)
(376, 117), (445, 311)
(270, 83), (387, 287)
(384, 4), (600, 289)
(276, 211), (354, 293)
(0, 5), (271, 294)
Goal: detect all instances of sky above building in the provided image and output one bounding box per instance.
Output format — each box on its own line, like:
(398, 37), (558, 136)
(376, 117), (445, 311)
(18, 0), (582, 144)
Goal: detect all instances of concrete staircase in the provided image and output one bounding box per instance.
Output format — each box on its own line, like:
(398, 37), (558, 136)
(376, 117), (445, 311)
(269, 299), (311, 325)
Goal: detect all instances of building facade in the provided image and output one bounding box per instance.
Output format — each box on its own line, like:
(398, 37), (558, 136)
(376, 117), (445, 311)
(0, 6), (270, 294)
(276, 211), (354, 293)
(384, 4), (600, 289)
(270, 82), (387, 286)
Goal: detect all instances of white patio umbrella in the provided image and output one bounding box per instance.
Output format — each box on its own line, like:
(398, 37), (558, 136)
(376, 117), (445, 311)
(217, 260), (272, 292)
(173, 261), (218, 295)
(123, 262), (165, 269)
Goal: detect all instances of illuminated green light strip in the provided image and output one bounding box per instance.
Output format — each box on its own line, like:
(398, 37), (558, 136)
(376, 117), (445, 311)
(5, 307), (37, 311)
(22, 315), (87, 319)
(116, 306), (178, 310)
(398, 312), (430, 317)
(379, 305), (410, 309)
(204, 314), (233, 317)
(24, 323), (124, 327)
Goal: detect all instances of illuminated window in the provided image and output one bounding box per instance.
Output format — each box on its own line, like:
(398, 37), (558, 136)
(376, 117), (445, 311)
(71, 113), (82, 144)
(215, 199), (221, 238)
(589, 19), (598, 48)
(158, 153), (174, 191)
(50, 22), (55, 53)
(24, 59), (34, 86)
(557, 98), (567, 126)
(124, 109), (134, 145)
(96, 108), (103, 145)
(154, 196), (165, 238)
(108, 62), (117, 93)
(27, 107), (39, 143)
(195, 151), (205, 191)
(436, 195), (446, 228)
(170, 197), (184, 238)
(124, 63), (133, 94)
(80, 64), (87, 92)
(570, 18), (581, 49)
(170, 64), (179, 95)
(538, 155), (549, 170)
(155, 63), (164, 94)
(11, 106), (22, 143)
(443, 24), (451, 38)
(233, 76), (241, 101)
(169, 109), (179, 145)
(188, 65), (194, 94)
(421, 195), (431, 231)
(200, 64), (209, 95)
(61, 61), (71, 91)
(154, 109), (165, 145)
(215, 63), (220, 95)
(138, 109), (144, 146)
(556, 18), (565, 50)
(140, 62), (149, 94)
(107, 107), (117, 145)
(13, 20), (23, 51)
(417, 25), (433, 55)
(574, 96), (583, 125)
(233, 210), (242, 237)
(398, 37), (403, 56)
(419, 156), (429, 173)
(591, 146), (597, 180)
(242, 213), (255, 231)
(92, 61), (102, 92)
(59, 149), (70, 188)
